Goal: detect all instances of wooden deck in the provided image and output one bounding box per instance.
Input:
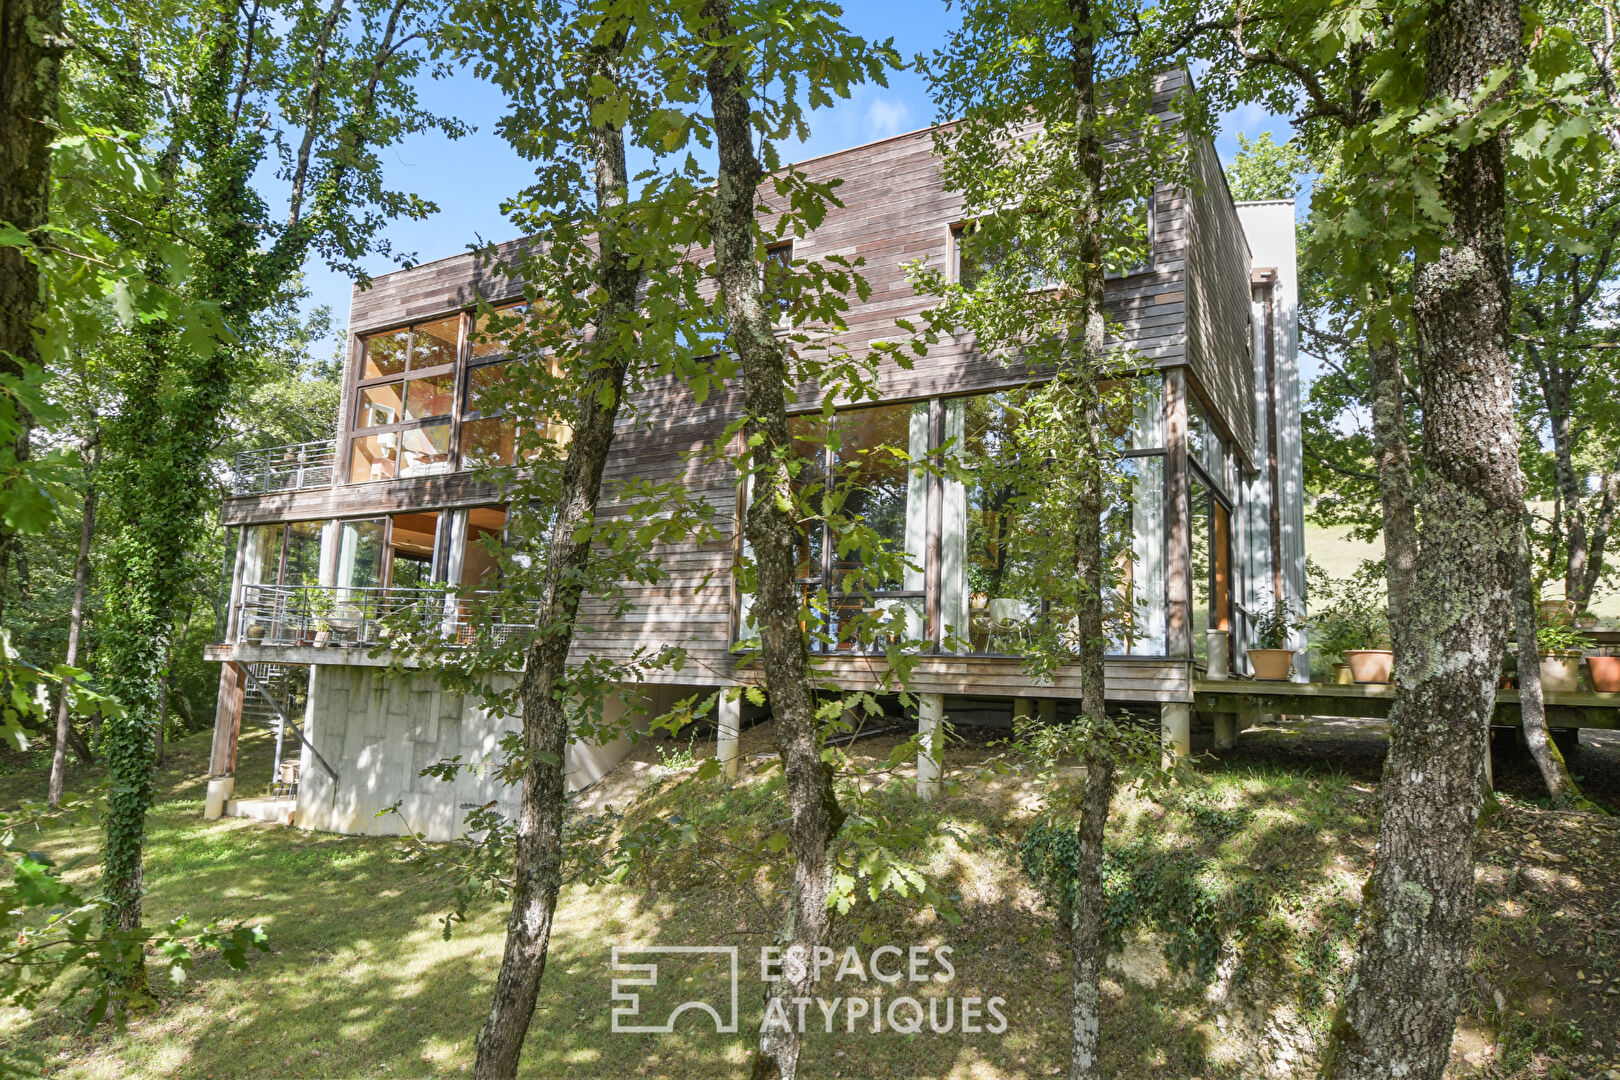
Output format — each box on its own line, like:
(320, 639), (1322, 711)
(1193, 678), (1620, 730)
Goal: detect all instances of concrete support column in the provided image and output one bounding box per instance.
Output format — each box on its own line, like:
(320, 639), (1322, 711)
(717, 690), (741, 781)
(917, 693), (945, 801)
(1206, 630), (1230, 680)
(1012, 697), (1034, 729)
(1213, 712), (1237, 750)
(1160, 701), (1191, 768)
(203, 776), (234, 820)
(1038, 698), (1057, 725)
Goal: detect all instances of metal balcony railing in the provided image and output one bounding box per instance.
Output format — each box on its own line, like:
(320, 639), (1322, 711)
(234, 584), (542, 649)
(231, 440), (336, 496)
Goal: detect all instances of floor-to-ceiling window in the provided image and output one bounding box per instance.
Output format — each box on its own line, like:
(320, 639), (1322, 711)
(783, 403), (928, 651)
(739, 377), (1170, 658)
(941, 380), (1166, 656)
(1187, 398), (1233, 668)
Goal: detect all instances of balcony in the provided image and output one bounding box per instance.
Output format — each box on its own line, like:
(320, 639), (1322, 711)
(231, 441), (336, 496)
(234, 584), (541, 649)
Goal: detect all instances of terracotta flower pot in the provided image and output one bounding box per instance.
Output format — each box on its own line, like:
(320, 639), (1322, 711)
(1588, 655), (1620, 693)
(1539, 651), (1583, 695)
(1344, 649), (1395, 684)
(1248, 648), (1295, 681)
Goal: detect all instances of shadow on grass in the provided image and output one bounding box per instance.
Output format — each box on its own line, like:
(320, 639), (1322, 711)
(0, 718), (1403, 1079)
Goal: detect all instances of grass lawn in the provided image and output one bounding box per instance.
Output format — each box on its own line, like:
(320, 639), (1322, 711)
(1, 718), (1618, 1079)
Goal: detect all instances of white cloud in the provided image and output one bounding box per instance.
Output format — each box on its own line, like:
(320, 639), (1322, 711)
(865, 98), (911, 139)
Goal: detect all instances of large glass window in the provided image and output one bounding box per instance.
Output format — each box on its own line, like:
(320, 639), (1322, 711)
(780, 403), (927, 651)
(460, 303), (569, 470)
(335, 519), (386, 594)
(949, 391), (1043, 653)
(740, 380), (1169, 658)
(351, 316), (461, 482)
(244, 521), (325, 589)
(942, 379), (1167, 656)
(459, 506), (508, 591)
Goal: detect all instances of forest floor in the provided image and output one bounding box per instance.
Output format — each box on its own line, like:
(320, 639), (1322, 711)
(0, 714), (1616, 1080)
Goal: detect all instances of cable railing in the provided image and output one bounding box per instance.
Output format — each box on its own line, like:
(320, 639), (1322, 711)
(231, 440), (336, 496)
(235, 584), (542, 649)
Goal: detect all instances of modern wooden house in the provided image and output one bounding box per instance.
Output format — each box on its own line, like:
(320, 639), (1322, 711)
(202, 71), (1306, 838)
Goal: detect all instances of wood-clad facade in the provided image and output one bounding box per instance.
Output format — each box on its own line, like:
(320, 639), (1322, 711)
(204, 71), (1305, 835)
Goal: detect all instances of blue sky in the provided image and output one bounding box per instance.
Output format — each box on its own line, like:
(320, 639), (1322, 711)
(297, 3), (1291, 342)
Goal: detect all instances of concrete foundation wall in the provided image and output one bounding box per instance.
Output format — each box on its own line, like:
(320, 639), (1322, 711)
(295, 667), (640, 840)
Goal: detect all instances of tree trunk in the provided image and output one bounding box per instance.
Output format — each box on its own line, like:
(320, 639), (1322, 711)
(1369, 336), (1417, 643)
(1063, 3), (1116, 1076)
(0, 0), (63, 627)
(698, 5), (842, 1077)
(100, 13), (254, 966)
(470, 45), (636, 1080)
(1578, 457), (1620, 607)
(1514, 516), (1580, 806)
(1322, 0), (1525, 1075)
(1536, 353), (1591, 605)
(49, 457), (98, 808)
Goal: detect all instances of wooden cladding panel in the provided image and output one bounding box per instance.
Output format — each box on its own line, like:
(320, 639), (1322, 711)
(1185, 138), (1257, 459)
(345, 90), (1203, 413)
(567, 374), (741, 667)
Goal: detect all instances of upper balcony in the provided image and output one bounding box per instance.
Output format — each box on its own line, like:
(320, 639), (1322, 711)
(231, 441), (337, 497)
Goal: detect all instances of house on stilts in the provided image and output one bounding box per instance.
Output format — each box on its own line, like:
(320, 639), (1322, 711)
(201, 70), (1306, 838)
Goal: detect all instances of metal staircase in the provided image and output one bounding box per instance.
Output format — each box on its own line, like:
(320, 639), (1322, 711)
(240, 663), (338, 792)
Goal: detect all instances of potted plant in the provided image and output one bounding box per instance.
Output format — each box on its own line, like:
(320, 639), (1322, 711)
(1249, 596), (1302, 680)
(1314, 617), (1361, 684)
(1536, 621), (1587, 694)
(1590, 649), (1620, 693)
(1308, 561), (1393, 683)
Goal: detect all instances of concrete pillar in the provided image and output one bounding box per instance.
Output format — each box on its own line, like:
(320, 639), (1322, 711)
(718, 690), (741, 781)
(1213, 712), (1237, 750)
(1206, 630), (1229, 680)
(917, 693), (944, 801)
(1160, 701), (1191, 767)
(203, 776), (234, 820)
(1038, 698), (1057, 725)
(1012, 697), (1035, 729)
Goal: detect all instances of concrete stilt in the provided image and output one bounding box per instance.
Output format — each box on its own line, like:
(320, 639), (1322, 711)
(917, 693), (944, 801)
(1038, 698), (1057, 725)
(1012, 697), (1034, 728)
(1160, 701), (1191, 768)
(204, 776), (234, 821)
(718, 690), (741, 781)
(1214, 713), (1237, 750)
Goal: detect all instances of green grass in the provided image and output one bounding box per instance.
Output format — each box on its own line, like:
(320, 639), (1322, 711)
(1, 722), (1614, 1078)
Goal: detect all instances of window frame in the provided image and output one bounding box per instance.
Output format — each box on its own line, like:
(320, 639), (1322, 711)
(763, 239), (794, 326)
(346, 303), (546, 483)
(741, 378), (1172, 658)
(949, 191), (1158, 289)
(770, 403), (927, 654)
